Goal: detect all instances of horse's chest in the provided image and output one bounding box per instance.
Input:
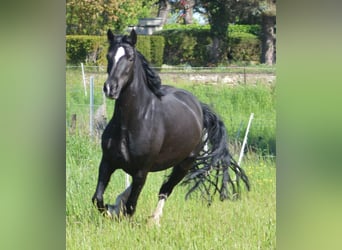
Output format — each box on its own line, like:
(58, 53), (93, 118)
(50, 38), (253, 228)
(102, 131), (130, 162)
(102, 128), (153, 165)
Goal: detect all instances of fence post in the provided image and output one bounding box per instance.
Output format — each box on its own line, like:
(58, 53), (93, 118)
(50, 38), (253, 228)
(89, 76), (94, 136)
(243, 67), (246, 84)
(238, 113), (254, 165)
(81, 63), (87, 96)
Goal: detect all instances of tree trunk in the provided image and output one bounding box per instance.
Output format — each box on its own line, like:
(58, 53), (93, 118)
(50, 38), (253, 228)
(183, 0), (195, 24)
(261, 14), (276, 65)
(205, 1), (230, 66)
(157, 0), (171, 25)
(207, 36), (228, 66)
(207, 20), (229, 66)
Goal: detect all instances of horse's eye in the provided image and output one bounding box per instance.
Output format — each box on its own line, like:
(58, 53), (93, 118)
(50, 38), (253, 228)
(128, 56), (134, 62)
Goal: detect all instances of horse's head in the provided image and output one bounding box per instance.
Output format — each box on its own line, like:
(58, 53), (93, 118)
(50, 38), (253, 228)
(103, 29), (137, 99)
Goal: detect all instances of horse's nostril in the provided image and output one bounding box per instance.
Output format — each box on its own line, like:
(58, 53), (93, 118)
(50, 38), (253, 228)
(103, 83), (111, 96)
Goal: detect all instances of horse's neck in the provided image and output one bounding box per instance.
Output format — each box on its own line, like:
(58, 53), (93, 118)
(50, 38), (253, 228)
(115, 62), (155, 122)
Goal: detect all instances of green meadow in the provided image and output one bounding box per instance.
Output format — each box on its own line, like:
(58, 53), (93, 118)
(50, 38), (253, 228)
(66, 68), (276, 249)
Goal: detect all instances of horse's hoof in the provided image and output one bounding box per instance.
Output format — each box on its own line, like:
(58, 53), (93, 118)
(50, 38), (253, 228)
(105, 210), (113, 219)
(147, 215), (161, 227)
(104, 204), (115, 217)
(106, 204), (126, 220)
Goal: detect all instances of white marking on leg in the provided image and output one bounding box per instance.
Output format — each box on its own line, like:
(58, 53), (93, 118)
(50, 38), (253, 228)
(114, 46), (125, 64)
(151, 198), (166, 225)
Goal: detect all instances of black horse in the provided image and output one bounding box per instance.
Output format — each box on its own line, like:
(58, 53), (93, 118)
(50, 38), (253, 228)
(92, 29), (250, 224)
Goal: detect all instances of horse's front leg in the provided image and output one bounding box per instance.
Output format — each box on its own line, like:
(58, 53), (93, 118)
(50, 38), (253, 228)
(92, 158), (115, 215)
(124, 170), (148, 216)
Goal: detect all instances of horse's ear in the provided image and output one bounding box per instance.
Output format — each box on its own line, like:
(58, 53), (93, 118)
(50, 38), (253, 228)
(130, 29), (137, 46)
(107, 29), (114, 42)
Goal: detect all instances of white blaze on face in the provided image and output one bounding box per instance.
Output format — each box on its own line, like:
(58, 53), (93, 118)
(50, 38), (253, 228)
(114, 46), (126, 64)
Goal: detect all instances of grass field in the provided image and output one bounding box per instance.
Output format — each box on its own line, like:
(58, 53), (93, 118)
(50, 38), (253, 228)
(66, 68), (276, 249)
(66, 134), (275, 249)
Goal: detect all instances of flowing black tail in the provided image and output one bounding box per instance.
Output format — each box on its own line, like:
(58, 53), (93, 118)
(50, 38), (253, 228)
(182, 103), (250, 204)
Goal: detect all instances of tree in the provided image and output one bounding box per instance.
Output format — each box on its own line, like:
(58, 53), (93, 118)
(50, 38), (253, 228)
(197, 0), (259, 65)
(229, 0), (276, 65)
(231, 0), (277, 65)
(156, 0), (276, 65)
(157, 0), (195, 25)
(66, 0), (105, 35)
(179, 0), (195, 24)
(66, 0), (156, 35)
(157, 0), (172, 25)
(260, 0), (276, 65)
(194, 0), (276, 65)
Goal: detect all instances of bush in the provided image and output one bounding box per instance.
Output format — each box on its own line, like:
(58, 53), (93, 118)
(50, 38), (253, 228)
(228, 33), (261, 63)
(66, 35), (165, 67)
(66, 36), (107, 66)
(150, 35), (165, 67)
(163, 23), (210, 31)
(66, 24), (260, 66)
(136, 35), (165, 67)
(136, 35), (152, 62)
(157, 25), (261, 66)
(158, 29), (212, 66)
(163, 23), (261, 36)
(228, 25), (261, 36)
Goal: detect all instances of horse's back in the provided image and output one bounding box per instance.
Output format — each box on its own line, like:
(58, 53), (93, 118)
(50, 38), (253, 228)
(161, 85), (202, 115)
(159, 85), (203, 130)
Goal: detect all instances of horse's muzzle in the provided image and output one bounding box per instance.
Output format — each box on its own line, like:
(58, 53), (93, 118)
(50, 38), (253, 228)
(103, 83), (119, 99)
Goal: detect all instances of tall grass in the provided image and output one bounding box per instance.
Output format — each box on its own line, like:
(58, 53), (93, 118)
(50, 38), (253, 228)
(66, 132), (275, 249)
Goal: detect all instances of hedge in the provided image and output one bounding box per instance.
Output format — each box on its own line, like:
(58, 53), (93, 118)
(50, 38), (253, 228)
(66, 36), (107, 66)
(228, 33), (261, 62)
(163, 23), (261, 37)
(66, 24), (260, 67)
(157, 26), (261, 66)
(66, 35), (165, 67)
(150, 36), (165, 67)
(136, 35), (151, 62)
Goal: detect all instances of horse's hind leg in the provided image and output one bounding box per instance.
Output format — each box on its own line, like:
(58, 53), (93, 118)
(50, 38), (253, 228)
(106, 184), (132, 217)
(150, 157), (195, 225)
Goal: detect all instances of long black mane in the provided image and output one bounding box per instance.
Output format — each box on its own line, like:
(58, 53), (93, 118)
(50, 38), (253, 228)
(136, 51), (165, 98)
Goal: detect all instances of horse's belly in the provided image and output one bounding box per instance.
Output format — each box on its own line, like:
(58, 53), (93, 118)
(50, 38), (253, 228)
(152, 126), (202, 171)
(152, 146), (198, 171)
